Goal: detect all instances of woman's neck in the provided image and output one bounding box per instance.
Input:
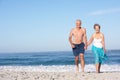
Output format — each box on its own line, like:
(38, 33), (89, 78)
(96, 32), (100, 34)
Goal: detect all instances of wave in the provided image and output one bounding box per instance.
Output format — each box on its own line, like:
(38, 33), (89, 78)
(0, 64), (120, 72)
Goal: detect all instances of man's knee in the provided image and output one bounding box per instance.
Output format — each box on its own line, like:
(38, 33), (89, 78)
(75, 56), (79, 61)
(80, 54), (84, 60)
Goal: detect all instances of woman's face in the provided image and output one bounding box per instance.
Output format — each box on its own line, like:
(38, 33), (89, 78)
(94, 26), (100, 33)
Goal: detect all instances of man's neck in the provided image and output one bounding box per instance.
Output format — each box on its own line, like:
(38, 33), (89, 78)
(76, 27), (81, 30)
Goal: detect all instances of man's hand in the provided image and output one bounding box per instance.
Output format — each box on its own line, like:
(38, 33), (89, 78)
(71, 44), (75, 48)
(84, 45), (87, 50)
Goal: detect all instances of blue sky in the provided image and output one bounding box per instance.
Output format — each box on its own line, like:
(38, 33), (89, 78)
(0, 0), (120, 53)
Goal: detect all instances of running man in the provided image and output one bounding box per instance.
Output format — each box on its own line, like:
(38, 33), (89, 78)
(69, 19), (87, 73)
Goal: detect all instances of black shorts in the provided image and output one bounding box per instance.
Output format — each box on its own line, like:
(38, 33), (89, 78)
(72, 42), (85, 56)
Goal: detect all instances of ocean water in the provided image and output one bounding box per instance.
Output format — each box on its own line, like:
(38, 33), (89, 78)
(0, 50), (120, 72)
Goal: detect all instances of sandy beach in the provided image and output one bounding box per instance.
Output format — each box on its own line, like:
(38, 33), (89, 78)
(0, 67), (119, 80)
(0, 71), (120, 80)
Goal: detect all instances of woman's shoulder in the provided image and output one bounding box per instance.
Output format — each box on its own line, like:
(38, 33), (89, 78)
(100, 32), (104, 37)
(92, 33), (96, 37)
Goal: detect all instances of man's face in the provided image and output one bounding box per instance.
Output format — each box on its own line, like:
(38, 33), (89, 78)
(95, 26), (100, 33)
(76, 21), (81, 28)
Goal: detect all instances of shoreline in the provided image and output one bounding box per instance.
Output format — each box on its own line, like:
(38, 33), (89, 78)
(0, 64), (120, 72)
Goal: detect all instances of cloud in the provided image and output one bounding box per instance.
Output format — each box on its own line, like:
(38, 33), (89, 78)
(88, 8), (120, 16)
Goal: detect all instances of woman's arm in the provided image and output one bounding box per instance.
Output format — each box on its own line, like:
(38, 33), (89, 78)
(102, 33), (106, 53)
(87, 34), (94, 46)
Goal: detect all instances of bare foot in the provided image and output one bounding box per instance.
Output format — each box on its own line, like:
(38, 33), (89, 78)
(76, 66), (79, 73)
(96, 71), (100, 73)
(82, 69), (84, 73)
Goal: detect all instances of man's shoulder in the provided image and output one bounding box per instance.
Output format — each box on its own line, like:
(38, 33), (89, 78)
(71, 27), (76, 31)
(81, 27), (86, 32)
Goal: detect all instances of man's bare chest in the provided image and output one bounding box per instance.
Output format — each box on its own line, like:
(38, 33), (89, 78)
(73, 30), (84, 36)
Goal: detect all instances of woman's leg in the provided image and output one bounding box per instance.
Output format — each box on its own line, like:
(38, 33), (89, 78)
(96, 63), (101, 73)
(98, 63), (101, 73)
(95, 63), (99, 73)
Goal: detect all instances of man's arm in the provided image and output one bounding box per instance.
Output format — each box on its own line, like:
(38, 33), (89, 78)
(69, 29), (75, 48)
(83, 28), (87, 49)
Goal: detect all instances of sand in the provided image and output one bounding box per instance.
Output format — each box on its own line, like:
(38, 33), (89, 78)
(0, 71), (119, 80)
(0, 65), (119, 80)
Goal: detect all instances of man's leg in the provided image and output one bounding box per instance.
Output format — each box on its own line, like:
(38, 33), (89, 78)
(80, 53), (85, 72)
(75, 56), (79, 72)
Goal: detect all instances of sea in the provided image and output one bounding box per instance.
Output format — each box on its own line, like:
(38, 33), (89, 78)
(0, 50), (120, 72)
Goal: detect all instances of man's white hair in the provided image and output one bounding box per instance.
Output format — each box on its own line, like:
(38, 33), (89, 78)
(76, 19), (81, 22)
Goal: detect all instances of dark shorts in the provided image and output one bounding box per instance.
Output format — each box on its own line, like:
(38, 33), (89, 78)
(72, 42), (85, 56)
